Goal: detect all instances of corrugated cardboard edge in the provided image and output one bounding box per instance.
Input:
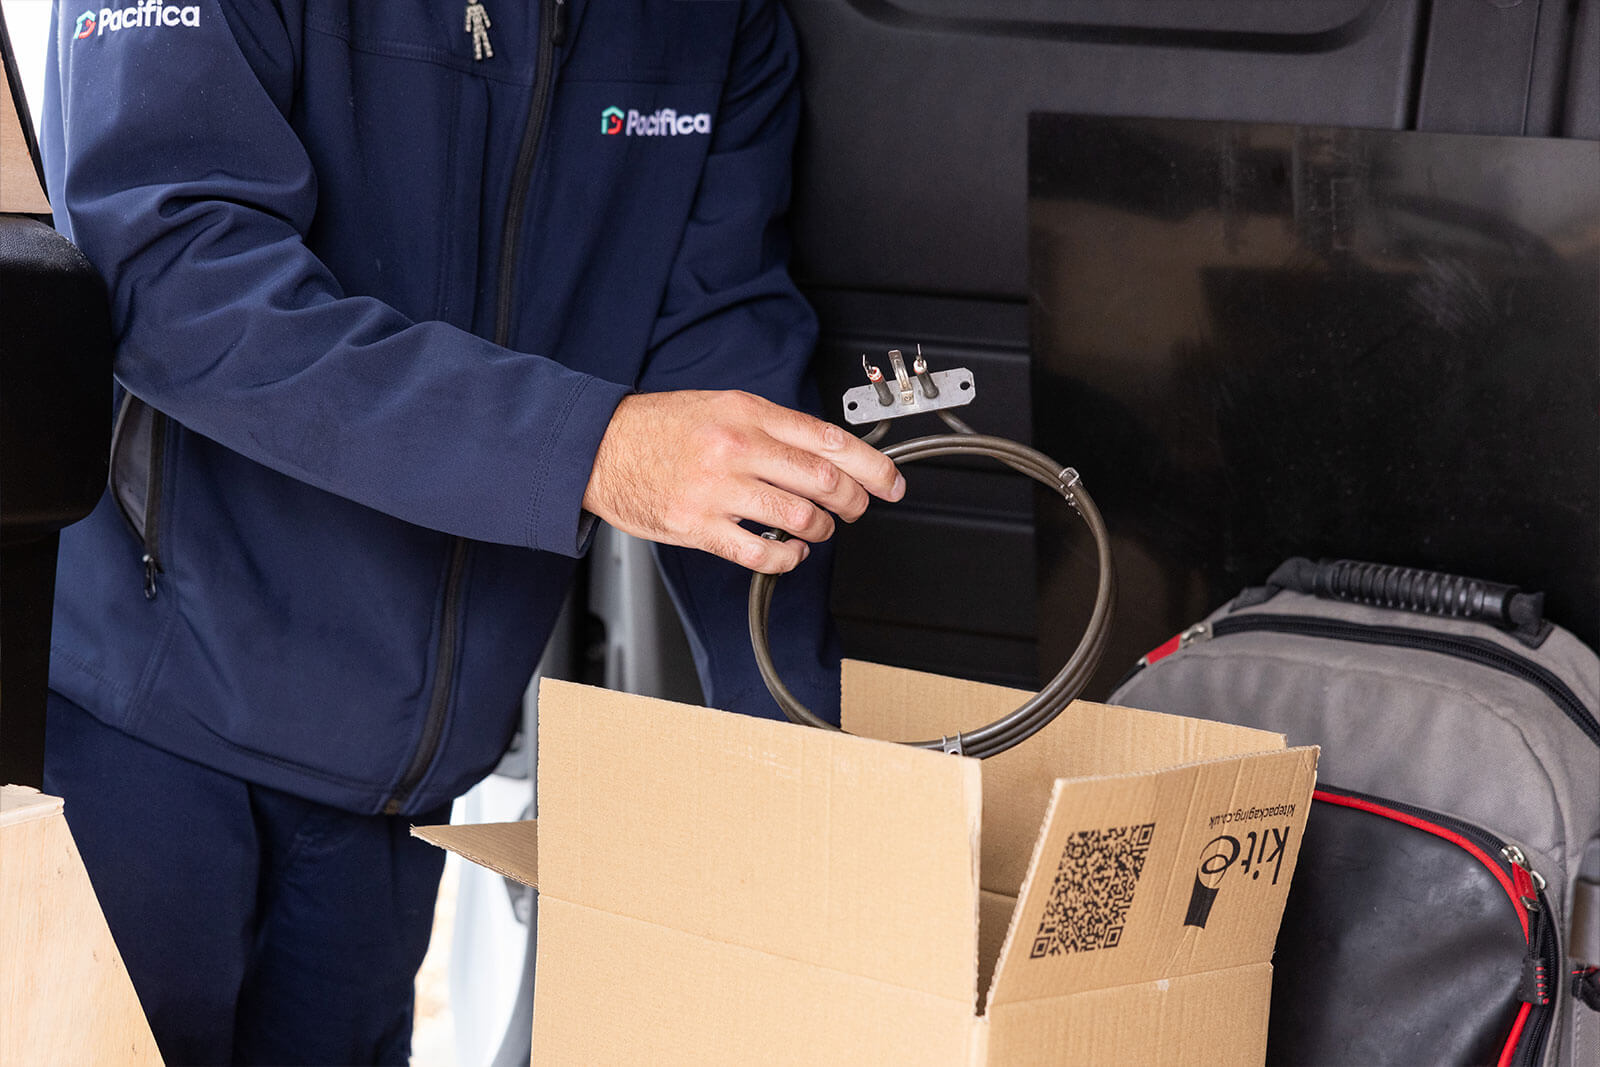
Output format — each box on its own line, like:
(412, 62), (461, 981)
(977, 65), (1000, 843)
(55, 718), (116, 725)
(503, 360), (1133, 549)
(987, 773), (1072, 1006)
(412, 820), (538, 888)
(983, 962), (1274, 1065)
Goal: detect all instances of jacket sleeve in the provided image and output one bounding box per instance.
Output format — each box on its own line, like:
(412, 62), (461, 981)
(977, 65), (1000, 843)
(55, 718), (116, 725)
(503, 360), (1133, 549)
(640, 0), (843, 722)
(43, 0), (627, 555)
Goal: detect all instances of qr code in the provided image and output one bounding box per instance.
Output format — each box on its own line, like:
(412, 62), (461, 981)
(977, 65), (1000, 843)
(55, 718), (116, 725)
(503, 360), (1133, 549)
(1029, 822), (1156, 958)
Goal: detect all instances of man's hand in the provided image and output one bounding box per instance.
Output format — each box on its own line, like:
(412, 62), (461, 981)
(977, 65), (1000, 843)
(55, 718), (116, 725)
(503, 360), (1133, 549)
(582, 391), (905, 574)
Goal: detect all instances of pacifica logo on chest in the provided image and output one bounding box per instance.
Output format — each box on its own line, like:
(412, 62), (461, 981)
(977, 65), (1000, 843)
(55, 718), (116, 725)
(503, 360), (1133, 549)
(601, 106), (712, 138)
(75, 0), (200, 39)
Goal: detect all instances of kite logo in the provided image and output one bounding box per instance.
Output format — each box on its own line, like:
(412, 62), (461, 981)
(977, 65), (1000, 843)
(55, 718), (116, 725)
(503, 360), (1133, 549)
(1183, 825), (1294, 929)
(601, 106), (625, 135)
(75, 11), (97, 38)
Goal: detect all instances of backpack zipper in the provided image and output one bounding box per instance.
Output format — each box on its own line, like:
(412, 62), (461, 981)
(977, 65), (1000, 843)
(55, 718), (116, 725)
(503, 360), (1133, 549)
(382, 0), (563, 816)
(1314, 785), (1558, 1067)
(1156, 613), (1600, 748)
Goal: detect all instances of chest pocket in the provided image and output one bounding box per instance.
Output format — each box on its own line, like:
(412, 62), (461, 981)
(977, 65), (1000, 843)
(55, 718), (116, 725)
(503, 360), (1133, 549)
(302, 0), (536, 76)
(294, 2), (535, 326)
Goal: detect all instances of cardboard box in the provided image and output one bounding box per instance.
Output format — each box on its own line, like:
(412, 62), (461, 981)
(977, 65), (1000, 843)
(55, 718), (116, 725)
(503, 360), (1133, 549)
(419, 662), (1317, 1065)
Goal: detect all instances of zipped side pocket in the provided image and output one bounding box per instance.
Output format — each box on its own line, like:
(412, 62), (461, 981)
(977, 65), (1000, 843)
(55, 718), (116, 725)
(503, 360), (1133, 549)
(1268, 784), (1559, 1066)
(108, 391), (169, 599)
(1318, 786), (1559, 1067)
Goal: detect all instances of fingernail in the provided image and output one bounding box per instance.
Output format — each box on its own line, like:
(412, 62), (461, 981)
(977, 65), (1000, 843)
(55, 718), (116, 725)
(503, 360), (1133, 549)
(890, 474), (906, 501)
(798, 542), (811, 561)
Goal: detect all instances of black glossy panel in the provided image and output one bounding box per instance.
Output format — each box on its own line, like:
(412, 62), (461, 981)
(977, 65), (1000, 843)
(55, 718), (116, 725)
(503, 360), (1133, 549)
(1029, 116), (1600, 695)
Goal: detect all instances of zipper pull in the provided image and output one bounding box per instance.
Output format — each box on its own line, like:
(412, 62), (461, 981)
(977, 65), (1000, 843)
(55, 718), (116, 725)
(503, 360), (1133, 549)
(1521, 954), (1553, 1005)
(1502, 845), (1554, 1007)
(142, 553), (160, 600)
(1502, 844), (1547, 911)
(551, 0), (567, 46)
(1137, 621), (1212, 667)
(464, 1), (494, 61)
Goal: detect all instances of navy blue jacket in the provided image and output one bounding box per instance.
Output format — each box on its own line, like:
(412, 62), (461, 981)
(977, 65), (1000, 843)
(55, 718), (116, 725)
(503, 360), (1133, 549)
(44, 0), (839, 814)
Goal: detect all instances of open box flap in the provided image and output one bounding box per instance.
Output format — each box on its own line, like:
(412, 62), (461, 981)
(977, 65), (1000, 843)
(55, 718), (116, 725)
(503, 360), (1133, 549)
(987, 745), (1318, 1006)
(412, 820), (538, 888)
(536, 678), (984, 1003)
(841, 660), (1286, 898)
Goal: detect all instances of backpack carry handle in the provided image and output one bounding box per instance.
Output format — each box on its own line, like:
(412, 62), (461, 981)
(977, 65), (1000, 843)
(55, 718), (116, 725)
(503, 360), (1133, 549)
(1264, 558), (1550, 646)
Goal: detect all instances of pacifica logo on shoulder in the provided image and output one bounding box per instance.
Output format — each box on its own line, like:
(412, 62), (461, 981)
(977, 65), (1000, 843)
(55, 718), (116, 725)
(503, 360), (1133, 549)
(75, 0), (200, 40)
(601, 105), (711, 138)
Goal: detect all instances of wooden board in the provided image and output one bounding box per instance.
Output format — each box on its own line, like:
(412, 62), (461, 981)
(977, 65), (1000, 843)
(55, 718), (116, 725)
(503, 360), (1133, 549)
(1, 786), (161, 1065)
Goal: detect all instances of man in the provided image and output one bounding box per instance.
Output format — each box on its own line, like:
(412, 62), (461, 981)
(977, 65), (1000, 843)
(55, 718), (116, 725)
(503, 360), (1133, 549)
(40, 0), (902, 1062)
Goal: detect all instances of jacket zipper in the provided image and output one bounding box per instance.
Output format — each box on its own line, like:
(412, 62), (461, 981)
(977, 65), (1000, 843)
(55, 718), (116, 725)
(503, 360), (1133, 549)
(382, 0), (564, 815)
(1314, 785), (1559, 1067)
(142, 414), (166, 599)
(1158, 613), (1600, 748)
(492, 0), (563, 344)
(108, 393), (169, 600)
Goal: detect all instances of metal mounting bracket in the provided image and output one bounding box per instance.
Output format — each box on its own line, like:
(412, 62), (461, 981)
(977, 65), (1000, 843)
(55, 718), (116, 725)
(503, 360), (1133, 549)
(843, 347), (976, 426)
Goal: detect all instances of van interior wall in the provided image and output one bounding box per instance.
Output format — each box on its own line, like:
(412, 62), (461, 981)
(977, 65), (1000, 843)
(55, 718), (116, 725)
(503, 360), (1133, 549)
(785, 0), (1600, 695)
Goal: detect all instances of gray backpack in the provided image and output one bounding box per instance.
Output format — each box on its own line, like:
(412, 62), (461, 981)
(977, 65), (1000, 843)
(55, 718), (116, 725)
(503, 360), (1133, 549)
(1110, 558), (1600, 1067)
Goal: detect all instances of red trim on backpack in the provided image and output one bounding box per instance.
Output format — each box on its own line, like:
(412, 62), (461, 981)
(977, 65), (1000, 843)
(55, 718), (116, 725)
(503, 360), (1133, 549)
(1142, 633), (1182, 666)
(1496, 1003), (1531, 1067)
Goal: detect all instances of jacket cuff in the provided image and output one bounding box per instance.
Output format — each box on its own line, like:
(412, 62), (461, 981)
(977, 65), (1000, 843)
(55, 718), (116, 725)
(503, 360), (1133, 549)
(525, 376), (632, 556)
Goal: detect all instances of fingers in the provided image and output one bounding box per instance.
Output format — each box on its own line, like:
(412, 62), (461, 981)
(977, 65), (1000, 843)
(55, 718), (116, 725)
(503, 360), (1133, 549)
(737, 482), (836, 543)
(581, 390), (908, 576)
(761, 440), (871, 522)
(758, 401), (905, 504)
(710, 523), (809, 575)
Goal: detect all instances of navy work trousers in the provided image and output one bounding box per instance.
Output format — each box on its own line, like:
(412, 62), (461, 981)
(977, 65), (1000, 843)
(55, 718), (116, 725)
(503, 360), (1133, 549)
(43, 691), (450, 1066)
